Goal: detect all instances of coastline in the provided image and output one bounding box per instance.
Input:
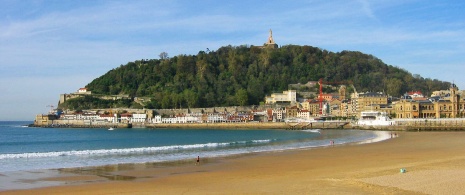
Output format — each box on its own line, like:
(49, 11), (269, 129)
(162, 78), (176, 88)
(145, 121), (347, 130)
(3, 131), (465, 194)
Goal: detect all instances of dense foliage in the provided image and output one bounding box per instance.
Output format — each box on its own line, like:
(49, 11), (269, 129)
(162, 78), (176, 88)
(60, 95), (141, 110)
(85, 45), (450, 109)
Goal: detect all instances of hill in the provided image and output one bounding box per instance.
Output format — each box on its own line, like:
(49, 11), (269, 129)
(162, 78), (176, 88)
(75, 45), (449, 109)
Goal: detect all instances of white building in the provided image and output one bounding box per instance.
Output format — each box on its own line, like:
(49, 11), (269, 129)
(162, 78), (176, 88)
(297, 110), (311, 119)
(60, 114), (76, 120)
(152, 115), (162, 123)
(76, 88), (92, 95)
(98, 114), (117, 123)
(207, 114), (226, 123)
(132, 114), (147, 123)
(161, 117), (177, 123)
(76, 113), (99, 120)
(265, 90), (297, 104)
(272, 108), (286, 121)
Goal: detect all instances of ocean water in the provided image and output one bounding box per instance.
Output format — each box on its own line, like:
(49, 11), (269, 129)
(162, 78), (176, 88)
(0, 121), (390, 173)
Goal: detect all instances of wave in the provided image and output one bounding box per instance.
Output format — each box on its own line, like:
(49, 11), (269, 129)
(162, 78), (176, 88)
(302, 129), (321, 133)
(0, 139), (273, 160)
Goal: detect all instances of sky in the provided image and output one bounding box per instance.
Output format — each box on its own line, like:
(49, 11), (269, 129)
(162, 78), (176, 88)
(1, 0), (464, 121)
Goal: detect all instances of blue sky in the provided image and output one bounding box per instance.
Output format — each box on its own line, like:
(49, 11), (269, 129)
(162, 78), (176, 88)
(1, 0), (464, 121)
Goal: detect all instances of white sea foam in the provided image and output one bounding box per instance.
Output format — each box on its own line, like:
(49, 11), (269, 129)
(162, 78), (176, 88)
(357, 131), (391, 144)
(0, 129), (390, 173)
(0, 139), (273, 160)
(302, 129), (321, 133)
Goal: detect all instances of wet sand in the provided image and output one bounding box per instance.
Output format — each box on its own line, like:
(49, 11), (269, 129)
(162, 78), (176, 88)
(2, 131), (465, 194)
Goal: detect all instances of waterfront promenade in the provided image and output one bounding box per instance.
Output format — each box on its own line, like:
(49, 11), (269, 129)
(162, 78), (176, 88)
(33, 118), (465, 131)
(145, 121), (348, 130)
(353, 118), (465, 131)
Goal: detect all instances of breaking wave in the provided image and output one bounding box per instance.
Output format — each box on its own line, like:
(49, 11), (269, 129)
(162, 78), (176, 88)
(0, 139), (273, 160)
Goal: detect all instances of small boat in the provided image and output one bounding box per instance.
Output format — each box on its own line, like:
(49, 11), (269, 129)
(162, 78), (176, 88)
(108, 127), (115, 131)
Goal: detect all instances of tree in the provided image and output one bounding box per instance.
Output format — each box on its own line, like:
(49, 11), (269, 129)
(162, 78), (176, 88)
(183, 89), (198, 108)
(386, 78), (403, 97)
(81, 45), (451, 110)
(159, 52), (169, 60)
(235, 88), (248, 106)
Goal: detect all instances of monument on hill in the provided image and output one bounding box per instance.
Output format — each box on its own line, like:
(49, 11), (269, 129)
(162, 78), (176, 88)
(264, 29), (278, 49)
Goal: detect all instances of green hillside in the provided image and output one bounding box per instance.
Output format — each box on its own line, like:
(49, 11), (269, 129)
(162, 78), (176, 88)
(84, 45), (449, 109)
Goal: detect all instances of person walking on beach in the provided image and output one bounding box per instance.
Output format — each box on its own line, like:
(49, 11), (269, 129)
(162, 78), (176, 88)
(196, 156), (200, 165)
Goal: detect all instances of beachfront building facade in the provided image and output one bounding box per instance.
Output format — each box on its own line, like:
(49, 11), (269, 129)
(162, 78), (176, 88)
(340, 99), (357, 118)
(286, 106), (299, 118)
(394, 84), (464, 118)
(132, 114), (147, 123)
(329, 99), (342, 117)
(353, 92), (389, 118)
(301, 99), (320, 117)
(297, 110), (311, 119)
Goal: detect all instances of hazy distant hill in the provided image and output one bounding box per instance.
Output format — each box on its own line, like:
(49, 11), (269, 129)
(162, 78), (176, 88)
(84, 45), (449, 109)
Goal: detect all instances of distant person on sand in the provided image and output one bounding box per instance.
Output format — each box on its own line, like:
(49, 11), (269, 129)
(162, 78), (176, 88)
(196, 156), (200, 165)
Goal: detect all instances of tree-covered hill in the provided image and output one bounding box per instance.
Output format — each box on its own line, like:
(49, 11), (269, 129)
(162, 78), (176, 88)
(85, 45), (450, 109)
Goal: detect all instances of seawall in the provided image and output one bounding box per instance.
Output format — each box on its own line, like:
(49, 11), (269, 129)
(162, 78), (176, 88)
(33, 119), (131, 128)
(145, 122), (348, 130)
(349, 119), (465, 131)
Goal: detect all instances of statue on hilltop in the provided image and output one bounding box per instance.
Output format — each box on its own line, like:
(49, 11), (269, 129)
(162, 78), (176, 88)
(264, 29), (278, 49)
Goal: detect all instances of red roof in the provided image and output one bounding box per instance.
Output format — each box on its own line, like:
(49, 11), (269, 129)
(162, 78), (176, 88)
(408, 91), (422, 95)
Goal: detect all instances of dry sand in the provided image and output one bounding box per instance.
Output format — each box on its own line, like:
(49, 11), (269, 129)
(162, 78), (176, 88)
(2, 131), (465, 194)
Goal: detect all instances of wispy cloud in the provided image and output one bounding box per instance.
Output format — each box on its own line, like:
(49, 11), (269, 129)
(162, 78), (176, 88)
(1, 0), (465, 120)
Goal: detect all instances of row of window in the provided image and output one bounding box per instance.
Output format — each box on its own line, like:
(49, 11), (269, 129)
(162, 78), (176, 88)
(397, 104), (465, 111)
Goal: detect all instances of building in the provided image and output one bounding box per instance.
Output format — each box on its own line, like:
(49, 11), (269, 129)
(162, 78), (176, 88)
(265, 90), (297, 104)
(394, 84), (465, 118)
(406, 91), (424, 98)
(271, 108), (286, 122)
(297, 110), (311, 119)
(132, 113), (147, 123)
(354, 92), (389, 117)
(286, 106), (299, 118)
(301, 99), (320, 117)
(340, 99), (356, 118)
(329, 99), (342, 116)
(77, 88), (91, 94)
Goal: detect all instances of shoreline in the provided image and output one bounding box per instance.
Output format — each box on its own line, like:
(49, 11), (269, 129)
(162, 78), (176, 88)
(3, 131), (465, 194)
(0, 130), (388, 192)
(145, 121), (348, 130)
(31, 119), (465, 131)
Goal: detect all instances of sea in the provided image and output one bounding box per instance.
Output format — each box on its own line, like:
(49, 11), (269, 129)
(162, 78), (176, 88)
(0, 121), (390, 174)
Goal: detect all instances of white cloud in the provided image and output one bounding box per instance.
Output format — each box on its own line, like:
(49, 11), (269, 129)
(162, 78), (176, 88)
(1, 0), (465, 120)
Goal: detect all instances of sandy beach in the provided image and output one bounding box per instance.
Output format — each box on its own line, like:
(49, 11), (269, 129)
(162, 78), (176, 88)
(2, 131), (465, 194)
